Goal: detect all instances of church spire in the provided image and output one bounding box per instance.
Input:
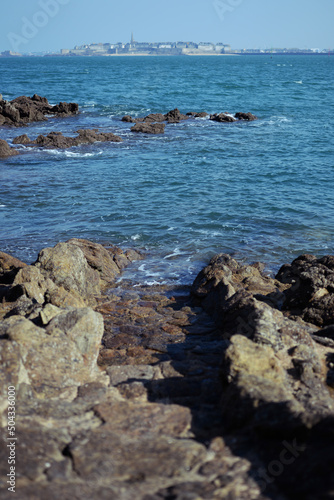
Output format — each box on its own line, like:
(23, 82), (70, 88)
(131, 32), (134, 45)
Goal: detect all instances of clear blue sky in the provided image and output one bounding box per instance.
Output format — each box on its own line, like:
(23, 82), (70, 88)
(1, 0), (333, 53)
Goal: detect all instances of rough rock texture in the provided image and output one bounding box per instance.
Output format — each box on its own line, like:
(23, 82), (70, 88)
(164, 108), (189, 124)
(276, 254), (334, 326)
(0, 139), (19, 158)
(235, 112), (258, 121)
(1, 246), (333, 499)
(0, 94), (79, 127)
(210, 113), (237, 123)
(13, 129), (122, 149)
(131, 122), (166, 134)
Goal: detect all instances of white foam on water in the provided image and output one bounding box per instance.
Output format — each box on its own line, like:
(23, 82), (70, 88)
(0, 204), (6, 208)
(131, 234), (141, 241)
(294, 80), (303, 84)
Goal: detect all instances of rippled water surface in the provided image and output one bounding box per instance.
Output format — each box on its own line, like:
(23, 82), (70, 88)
(0, 55), (333, 284)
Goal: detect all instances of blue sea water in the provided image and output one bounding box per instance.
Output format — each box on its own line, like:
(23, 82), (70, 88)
(0, 55), (333, 285)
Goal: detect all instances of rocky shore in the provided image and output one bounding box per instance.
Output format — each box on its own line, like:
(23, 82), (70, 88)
(0, 240), (333, 499)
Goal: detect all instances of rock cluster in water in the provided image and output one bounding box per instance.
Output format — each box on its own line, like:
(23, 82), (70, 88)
(0, 94), (258, 157)
(0, 240), (333, 499)
(122, 108), (258, 133)
(0, 94), (78, 127)
(13, 129), (122, 149)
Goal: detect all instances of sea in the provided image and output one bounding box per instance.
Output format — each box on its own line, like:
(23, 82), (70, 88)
(0, 55), (333, 286)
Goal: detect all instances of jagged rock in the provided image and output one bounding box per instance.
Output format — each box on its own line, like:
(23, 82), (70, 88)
(235, 112), (258, 121)
(12, 134), (30, 144)
(164, 108), (189, 124)
(210, 113), (237, 123)
(0, 307), (105, 399)
(51, 102), (79, 115)
(276, 254), (334, 326)
(121, 114), (136, 122)
(68, 428), (207, 482)
(131, 122), (166, 134)
(0, 139), (19, 158)
(16, 129), (122, 149)
(0, 251), (26, 283)
(66, 238), (142, 286)
(0, 94), (78, 127)
(35, 242), (101, 302)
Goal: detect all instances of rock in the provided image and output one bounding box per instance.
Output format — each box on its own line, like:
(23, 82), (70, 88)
(51, 102), (79, 115)
(131, 122), (166, 134)
(143, 113), (166, 123)
(35, 242), (101, 302)
(0, 251), (26, 283)
(164, 108), (189, 124)
(0, 307), (105, 399)
(0, 139), (19, 158)
(235, 112), (258, 121)
(0, 94), (79, 127)
(276, 254), (334, 326)
(66, 238), (121, 286)
(121, 114), (136, 122)
(210, 113), (237, 123)
(68, 428), (206, 482)
(186, 111), (208, 118)
(19, 129), (122, 149)
(12, 134), (30, 145)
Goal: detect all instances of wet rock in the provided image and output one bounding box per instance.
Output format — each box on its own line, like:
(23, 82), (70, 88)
(186, 111), (208, 118)
(144, 113), (166, 123)
(122, 114), (136, 122)
(164, 108), (189, 124)
(276, 254), (334, 326)
(131, 122), (166, 134)
(18, 128), (122, 149)
(12, 133), (30, 144)
(0, 94), (78, 127)
(235, 112), (258, 121)
(210, 113), (237, 123)
(0, 139), (19, 158)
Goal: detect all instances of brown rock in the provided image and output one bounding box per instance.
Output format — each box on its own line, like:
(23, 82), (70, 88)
(0, 94), (79, 127)
(235, 112), (258, 121)
(0, 250), (26, 283)
(276, 254), (334, 326)
(35, 242), (101, 301)
(131, 122), (166, 134)
(0, 139), (19, 158)
(210, 113), (236, 123)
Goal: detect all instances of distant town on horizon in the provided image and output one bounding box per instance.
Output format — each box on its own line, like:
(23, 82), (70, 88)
(1, 34), (332, 57)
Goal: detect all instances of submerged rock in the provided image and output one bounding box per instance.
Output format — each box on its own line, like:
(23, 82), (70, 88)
(0, 94), (79, 127)
(131, 122), (166, 134)
(13, 129), (122, 149)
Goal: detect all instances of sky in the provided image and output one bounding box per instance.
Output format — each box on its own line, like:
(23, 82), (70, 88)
(1, 0), (333, 54)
